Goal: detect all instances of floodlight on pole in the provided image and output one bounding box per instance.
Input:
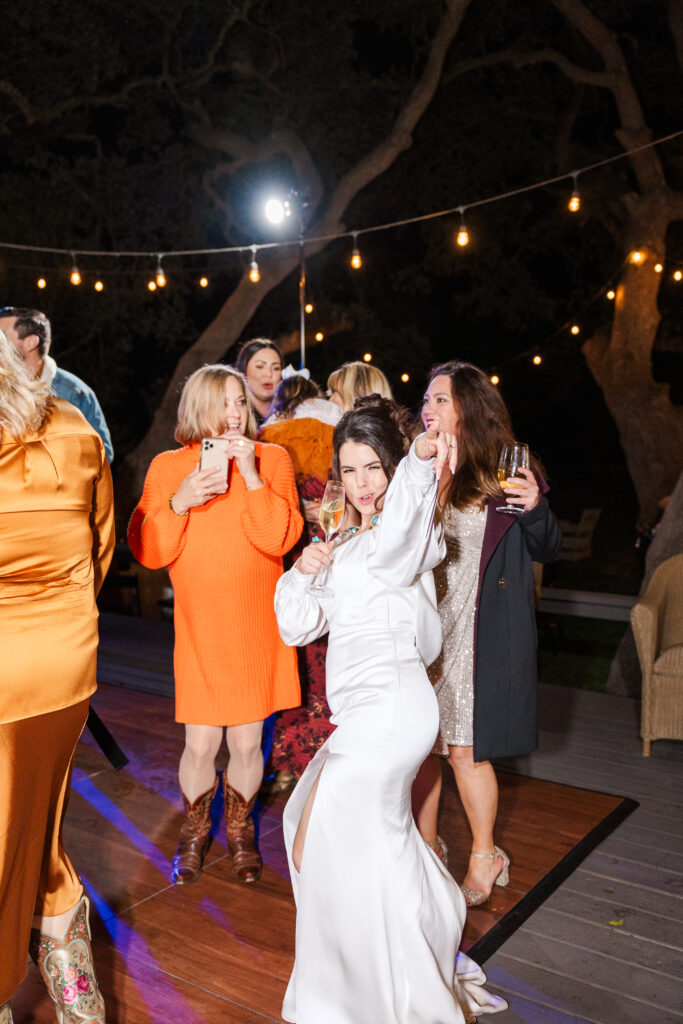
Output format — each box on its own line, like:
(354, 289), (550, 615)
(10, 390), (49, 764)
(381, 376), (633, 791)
(263, 189), (308, 368)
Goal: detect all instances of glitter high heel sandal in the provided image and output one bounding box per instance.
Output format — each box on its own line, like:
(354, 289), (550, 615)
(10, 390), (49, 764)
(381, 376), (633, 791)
(461, 846), (510, 908)
(425, 835), (449, 867)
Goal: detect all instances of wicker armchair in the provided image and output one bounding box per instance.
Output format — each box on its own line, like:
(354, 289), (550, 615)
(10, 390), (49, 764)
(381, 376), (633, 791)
(631, 553), (683, 756)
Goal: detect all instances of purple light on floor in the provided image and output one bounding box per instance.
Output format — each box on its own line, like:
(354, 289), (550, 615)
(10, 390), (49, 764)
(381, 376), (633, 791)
(72, 775), (171, 878)
(83, 877), (207, 1024)
(199, 897), (268, 964)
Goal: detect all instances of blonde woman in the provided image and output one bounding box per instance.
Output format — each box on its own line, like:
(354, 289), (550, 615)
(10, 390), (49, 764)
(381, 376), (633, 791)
(128, 365), (303, 885)
(327, 360), (393, 413)
(0, 331), (114, 1024)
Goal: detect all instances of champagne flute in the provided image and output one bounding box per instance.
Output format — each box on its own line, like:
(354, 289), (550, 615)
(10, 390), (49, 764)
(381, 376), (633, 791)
(496, 443), (529, 514)
(311, 481), (345, 594)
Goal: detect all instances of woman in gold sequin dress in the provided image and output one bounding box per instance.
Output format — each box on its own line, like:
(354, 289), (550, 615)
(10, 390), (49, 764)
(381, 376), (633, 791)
(412, 361), (561, 907)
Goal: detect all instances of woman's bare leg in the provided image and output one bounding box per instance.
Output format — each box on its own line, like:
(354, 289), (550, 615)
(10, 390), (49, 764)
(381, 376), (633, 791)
(179, 724), (223, 801)
(412, 754), (443, 843)
(292, 769), (324, 874)
(447, 745), (503, 895)
(225, 722), (264, 798)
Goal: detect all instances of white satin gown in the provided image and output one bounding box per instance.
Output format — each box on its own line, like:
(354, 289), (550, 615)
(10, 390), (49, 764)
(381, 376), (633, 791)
(274, 443), (507, 1024)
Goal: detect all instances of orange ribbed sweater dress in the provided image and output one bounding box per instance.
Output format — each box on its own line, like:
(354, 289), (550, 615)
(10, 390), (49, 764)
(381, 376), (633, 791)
(128, 441), (303, 726)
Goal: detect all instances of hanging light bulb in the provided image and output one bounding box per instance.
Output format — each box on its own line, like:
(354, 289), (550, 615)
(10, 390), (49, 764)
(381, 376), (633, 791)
(533, 355), (542, 366)
(37, 277), (47, 289)
(456, 207), (469, 247)
(148, 280), (157, 291)
(674, 270), (682, 281)
(654, 263), (663, 273)
(70, 254), (81, 286)
(606, 289), (616, 300)
(94, 280), (104, 292)
(350, 232), (362, 269)
(363, 352), (372, 362)
(401, 373), (410, 383)
(199, 277), (209, 288)
(315, 331), (324, 342)
(490, 374), (500, 386)
(570, 325), (580, 335)
(249, 246), (260, 283)
(568, 173), (580, 213)
(155, 255), (166, 288)
(305, 302), (314, 314)
(629, 249), (645, 264)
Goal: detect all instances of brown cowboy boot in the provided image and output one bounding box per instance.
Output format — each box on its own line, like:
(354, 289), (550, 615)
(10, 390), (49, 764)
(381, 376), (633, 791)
(28, 895), (105, 1023)
(224, 776), (262, 883)
(0, 1002), (13, 1023)
(171, 776), (218, 884)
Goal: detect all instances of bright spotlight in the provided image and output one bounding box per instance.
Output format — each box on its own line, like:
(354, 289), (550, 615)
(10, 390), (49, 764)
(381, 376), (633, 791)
(265, 197), (292, 225)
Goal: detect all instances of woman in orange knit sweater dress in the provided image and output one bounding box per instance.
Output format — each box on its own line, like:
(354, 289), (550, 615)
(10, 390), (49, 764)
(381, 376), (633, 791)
(128, 365), (302, 885)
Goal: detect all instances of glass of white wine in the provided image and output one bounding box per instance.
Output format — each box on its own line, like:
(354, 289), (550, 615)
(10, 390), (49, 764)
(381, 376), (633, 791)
(311, 480), (346, 594)
(496, 443), (529, 514)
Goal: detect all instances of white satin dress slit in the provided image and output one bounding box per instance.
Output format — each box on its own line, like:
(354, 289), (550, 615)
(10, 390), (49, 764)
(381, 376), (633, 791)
(275, 441), (507, 1024)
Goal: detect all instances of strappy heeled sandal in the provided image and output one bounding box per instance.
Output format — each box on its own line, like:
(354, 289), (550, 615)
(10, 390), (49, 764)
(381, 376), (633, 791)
(425, 835), (449, 867)
(461, 846), (510, 907)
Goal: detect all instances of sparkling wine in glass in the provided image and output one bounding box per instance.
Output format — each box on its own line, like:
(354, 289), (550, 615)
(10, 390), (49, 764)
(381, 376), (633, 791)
(312, 481), (345, 594)
(496, 443), (529, 514)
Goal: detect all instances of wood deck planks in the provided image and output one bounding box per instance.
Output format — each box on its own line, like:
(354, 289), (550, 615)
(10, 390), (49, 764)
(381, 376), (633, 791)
(11, 613), (683, 1022)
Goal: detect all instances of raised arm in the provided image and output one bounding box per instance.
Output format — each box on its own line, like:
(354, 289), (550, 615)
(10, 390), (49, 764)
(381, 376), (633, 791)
(128, 454), (190, 569)
(367, 437), (446, 588)
(275, 566), (330, 646)
(240, 445), (304, 557)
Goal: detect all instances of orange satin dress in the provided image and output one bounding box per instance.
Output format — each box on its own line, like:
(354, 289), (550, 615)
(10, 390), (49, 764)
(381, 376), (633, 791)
(128, 441), (303, 726)
(0, 399), (115, 724)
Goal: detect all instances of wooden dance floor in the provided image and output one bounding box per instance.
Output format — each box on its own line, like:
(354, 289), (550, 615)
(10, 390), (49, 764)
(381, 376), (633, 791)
(12, 684), (634, 1023)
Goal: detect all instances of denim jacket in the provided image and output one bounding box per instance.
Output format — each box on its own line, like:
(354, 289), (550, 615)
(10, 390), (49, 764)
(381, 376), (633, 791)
(41, 355), (114, 463)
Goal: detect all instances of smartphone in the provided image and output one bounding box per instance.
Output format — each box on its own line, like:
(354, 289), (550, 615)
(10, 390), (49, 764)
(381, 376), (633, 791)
(200, 438), (230, 483)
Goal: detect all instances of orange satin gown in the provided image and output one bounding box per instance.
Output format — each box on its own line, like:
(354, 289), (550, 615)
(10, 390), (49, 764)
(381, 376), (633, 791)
(128, 441), (303, 726)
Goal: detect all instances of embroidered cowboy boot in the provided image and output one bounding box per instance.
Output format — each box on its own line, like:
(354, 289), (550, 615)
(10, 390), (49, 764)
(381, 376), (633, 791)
(171, 776), (219, 884)
(28, 896), (105, 1023)
(224, 777), (262, 883)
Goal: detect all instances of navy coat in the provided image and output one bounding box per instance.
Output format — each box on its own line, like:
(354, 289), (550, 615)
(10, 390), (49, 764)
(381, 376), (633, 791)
(472, 492), (561, 761)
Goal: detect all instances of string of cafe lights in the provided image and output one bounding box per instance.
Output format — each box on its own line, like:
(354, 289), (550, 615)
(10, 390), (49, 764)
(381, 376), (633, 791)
(483, 246), (683, 387)
(1, 128), (681, 293)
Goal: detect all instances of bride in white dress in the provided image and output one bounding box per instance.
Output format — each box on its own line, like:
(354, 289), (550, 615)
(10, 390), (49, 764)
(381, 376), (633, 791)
(274, 398), (507, 1024)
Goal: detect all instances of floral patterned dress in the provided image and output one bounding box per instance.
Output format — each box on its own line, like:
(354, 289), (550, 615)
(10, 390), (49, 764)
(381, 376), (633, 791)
(259, 400), (342, 777)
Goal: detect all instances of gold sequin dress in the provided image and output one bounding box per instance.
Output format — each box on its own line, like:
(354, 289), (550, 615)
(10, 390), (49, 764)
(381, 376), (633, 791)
(429, 503), (487, 753)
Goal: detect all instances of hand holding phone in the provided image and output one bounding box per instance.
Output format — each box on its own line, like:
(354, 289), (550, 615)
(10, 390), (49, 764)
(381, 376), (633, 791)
(200, 438), (231, 480)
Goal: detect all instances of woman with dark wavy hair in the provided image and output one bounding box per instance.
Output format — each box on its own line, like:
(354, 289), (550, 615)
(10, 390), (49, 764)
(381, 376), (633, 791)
(412, 361), (561, 907)
(274, 396), (506, 1024)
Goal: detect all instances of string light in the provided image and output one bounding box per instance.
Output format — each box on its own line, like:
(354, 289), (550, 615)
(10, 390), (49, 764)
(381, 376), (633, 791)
(248, 246), (260, 283)
(37, 277), (46, 289)
(155, 255), (166, 288)
(315, 331), (324, 341)
(490, 375), (500, 386)
(148, 280), (157, 291)
(456, 207), (469, 247)
(570, 325), (580, 335)
(606, 289), (616, 300)
(350, 232), (362, 269)
(199, 277), (209, 288)
(363, 352), (372, 362)
(654, 263), (663, 273)
(629, 249), (645, 264)
(568, 173), (581, 213)
(94, 280), (104, 292)
(675, 270), (682, 281)
(70, 254), (81, 285)
(305, 302), (314, 314)
(401, 373), (410, 382)
(532, 355), (542, 365)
